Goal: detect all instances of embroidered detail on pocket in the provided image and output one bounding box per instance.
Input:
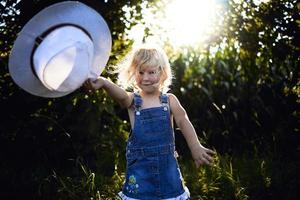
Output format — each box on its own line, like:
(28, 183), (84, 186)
(126, 175), (139, 194)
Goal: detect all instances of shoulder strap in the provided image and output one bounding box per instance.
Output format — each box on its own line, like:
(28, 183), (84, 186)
(160, 93), (168, 104)
(160, 93), (169, 111)
(133, 93), (142, 115)
(161, 93), (173, 127)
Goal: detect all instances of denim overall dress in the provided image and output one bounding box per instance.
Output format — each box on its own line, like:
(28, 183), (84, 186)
(119, 93), (189, 200)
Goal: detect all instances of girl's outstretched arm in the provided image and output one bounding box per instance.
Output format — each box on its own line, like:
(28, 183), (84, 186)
(84, 77), (132, 108)
(169, 93), (215, 167)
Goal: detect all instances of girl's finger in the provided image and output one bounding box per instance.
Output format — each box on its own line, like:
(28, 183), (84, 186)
(201, 156), (211, 165)
(203, 153), (213, 163)
(195, 159), (203, 168)
(206, 149), (216, 155)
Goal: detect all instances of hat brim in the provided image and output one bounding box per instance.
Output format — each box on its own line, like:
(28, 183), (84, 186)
(9, 1), (112, 97)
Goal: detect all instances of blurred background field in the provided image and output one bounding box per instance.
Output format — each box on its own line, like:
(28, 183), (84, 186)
(0, 0), (299, 199)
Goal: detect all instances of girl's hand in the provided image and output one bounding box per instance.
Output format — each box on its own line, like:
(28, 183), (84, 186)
(190, 143), (215, 168)
(83, 77), (106, 92)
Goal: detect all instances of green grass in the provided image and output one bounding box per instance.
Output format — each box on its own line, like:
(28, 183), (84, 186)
(47, 153), (300, 200)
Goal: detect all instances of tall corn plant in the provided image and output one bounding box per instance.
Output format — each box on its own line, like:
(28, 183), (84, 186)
(170, 0), (299, 199)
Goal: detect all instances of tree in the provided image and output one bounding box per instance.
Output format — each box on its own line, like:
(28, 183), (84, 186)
(0, 0), (149, 199)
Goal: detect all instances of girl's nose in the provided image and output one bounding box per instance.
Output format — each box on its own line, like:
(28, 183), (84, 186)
(142, 73), (150, 80)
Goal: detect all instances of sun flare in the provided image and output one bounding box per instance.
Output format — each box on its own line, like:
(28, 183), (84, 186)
(125, 0), (224, 48)
(164, 0), (220, 46)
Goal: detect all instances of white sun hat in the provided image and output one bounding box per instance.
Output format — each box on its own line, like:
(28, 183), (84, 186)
(9, 1), (112, 97)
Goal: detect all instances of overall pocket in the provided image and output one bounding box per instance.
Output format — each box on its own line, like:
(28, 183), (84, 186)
(141, 116), (168, 134)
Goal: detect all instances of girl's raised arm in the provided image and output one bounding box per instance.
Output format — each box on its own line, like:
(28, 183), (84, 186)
(84, 77), (133, 108)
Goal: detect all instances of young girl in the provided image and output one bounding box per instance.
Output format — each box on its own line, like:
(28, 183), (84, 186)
(84, 44), (215, 199)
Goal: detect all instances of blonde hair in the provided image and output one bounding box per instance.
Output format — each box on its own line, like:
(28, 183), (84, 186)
(117, 44), (173, 93)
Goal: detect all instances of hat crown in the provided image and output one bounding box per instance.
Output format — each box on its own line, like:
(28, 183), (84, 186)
(33, 26), (93, 92)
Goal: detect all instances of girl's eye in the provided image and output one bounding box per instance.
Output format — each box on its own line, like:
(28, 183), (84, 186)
(149, 71), (158, 74)
(138, 71), (144, 75)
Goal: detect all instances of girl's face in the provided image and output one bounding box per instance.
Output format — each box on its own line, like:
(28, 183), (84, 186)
(135, 65), (161, 94)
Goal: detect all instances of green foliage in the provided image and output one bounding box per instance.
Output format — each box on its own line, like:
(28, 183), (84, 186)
(46, 161), (124, 199)
(0, 0), (299, 199)
(0, 0), (138, 199)
(179, 154), (247, 200)
(169, 0), (300, 199)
